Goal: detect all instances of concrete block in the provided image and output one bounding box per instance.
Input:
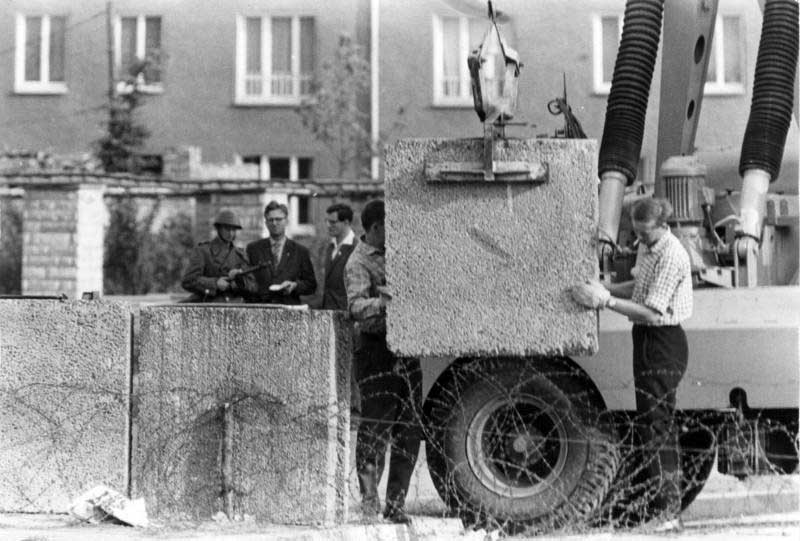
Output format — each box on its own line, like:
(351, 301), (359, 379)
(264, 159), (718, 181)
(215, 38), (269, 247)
(132, 306), (351, 525)
(0, 300), (132, 512)
(384, 138), (598, 357)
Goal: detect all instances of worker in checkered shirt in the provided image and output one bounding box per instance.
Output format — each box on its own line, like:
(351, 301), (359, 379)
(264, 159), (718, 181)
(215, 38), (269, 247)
(599, 197), (693, 525)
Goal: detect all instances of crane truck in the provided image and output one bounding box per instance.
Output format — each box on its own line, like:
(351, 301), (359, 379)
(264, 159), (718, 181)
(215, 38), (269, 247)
(409, 0), (799, 532)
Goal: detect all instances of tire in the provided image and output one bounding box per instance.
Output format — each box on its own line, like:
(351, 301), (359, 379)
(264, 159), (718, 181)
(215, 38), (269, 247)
(598, 416), (717, 526)
(679, 424), (717, 510)
(424, 357), (620, 533)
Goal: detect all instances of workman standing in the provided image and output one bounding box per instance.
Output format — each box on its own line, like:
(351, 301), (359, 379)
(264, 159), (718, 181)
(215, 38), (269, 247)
(345, 199), (421, 525)
(570, 197), (692, 532)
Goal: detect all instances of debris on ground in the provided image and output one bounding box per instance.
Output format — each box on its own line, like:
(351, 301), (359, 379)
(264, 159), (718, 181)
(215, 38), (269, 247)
(69, 485), (149, 528)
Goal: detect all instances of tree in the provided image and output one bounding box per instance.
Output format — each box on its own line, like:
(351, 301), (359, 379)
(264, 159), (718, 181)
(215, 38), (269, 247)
(94, 55), (157, 173)
(298, 35), (373, 178)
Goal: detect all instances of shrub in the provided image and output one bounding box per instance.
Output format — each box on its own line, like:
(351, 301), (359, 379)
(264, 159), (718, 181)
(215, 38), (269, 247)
(0, 202), (22, 294)
(104, 198), (193, 294)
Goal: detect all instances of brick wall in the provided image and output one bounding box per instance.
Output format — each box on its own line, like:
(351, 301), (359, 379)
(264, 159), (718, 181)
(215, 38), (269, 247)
(22, 184), (105, 299)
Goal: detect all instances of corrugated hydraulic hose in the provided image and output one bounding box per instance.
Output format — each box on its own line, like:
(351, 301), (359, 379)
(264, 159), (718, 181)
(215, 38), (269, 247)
(739, 0), (799, 181)
(598, 0), (664, 185)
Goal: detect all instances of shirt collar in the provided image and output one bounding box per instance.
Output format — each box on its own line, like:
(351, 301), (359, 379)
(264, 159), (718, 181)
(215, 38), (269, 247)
(331, 229), (355, 249)
(645, 228), (671, 255)
(359, 235), (384, 255)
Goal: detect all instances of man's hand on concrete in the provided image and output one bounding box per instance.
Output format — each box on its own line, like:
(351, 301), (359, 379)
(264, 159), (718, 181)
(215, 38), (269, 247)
(216, 277), (231, 291)
(569, 280), (611, 309)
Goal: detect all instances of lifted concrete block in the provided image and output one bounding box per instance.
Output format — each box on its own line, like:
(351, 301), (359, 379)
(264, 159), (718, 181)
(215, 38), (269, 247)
(0, 300), (131, 512)
(132, 306), (351, 525)
(385, 138), (598, 358)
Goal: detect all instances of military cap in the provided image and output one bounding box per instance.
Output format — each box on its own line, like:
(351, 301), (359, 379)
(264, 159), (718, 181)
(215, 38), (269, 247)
(213, 209), (242, 229)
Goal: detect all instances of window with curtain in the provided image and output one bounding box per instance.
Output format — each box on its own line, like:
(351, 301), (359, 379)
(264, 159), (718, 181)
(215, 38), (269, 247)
(15, 14), (67, 94)
(236, 14), (316, 104)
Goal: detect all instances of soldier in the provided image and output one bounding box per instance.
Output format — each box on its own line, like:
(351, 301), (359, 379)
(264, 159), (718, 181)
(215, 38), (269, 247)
(181, 209), (256, 302)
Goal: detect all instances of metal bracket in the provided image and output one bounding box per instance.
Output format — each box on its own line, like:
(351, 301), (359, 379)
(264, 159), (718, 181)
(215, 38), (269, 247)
(425, 121), (548, 184)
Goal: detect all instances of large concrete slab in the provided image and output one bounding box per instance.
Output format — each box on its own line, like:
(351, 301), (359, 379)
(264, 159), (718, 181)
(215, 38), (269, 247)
(385, 138), (599, 357)
(0, 299), (131, 512)
(132, 306), (351, 525)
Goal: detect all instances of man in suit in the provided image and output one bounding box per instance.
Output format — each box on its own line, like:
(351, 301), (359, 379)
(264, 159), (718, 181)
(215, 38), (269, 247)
(245, 200), (316, 305)
(321, 203), (357, 310)
(181, 209), (256, 302)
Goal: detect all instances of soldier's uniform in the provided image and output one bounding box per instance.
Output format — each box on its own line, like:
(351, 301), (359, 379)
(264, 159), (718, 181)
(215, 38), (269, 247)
(181, 210), (256, 302)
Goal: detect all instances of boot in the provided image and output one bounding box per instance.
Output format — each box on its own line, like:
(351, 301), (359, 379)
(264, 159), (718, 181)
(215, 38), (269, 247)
(357, 464), (380, 516)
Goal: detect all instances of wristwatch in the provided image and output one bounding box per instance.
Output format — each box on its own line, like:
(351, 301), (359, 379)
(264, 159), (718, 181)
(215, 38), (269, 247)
(606, 297), (617, 309)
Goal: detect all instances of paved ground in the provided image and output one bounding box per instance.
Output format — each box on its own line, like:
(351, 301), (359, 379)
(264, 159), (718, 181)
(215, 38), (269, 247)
(1, 511), (798, 540)
(2, 453), (797, 541)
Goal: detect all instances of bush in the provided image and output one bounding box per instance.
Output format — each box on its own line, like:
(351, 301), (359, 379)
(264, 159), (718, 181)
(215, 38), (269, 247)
(0, 202), (22, 294)
(104, 198), (193, 294)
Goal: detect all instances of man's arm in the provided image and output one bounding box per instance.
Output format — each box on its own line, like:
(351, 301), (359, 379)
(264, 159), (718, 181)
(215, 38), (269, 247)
(604, 297), (662, 324)
(181, 246), (218, 296)
(293, 247), (317, 296)
(607, 280), (635, 299)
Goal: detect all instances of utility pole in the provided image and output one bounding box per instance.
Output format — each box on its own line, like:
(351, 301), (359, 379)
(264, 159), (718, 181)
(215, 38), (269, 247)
(106, 1), (115, 107)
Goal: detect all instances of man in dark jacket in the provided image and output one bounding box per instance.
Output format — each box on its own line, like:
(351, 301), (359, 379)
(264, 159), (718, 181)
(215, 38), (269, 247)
(245, 200), (316, 305)
(181, 209), (256, 302)
(321, 203), (357, 310)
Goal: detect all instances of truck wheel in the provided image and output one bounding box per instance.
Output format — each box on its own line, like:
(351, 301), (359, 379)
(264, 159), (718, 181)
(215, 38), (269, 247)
(679, 425), (717, 510)
(424, 357), (620, 533)
(599, 418), (716, 525)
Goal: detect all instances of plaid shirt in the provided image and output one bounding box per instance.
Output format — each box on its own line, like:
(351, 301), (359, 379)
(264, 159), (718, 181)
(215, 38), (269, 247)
(345, 238), (386, 335)
(631, 228), (693, 326)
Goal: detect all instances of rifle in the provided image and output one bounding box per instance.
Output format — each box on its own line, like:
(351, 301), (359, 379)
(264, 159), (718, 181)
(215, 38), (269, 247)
(234, 262), (269, 277)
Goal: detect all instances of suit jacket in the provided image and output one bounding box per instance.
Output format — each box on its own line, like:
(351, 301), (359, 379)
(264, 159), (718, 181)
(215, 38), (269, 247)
(245, 237), (316, 304)
(321, 239), (357, 310)
(180, 237), (256, 302)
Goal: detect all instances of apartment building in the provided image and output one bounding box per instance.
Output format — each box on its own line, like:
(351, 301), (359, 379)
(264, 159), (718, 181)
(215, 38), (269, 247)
(1, 0), (797, 199)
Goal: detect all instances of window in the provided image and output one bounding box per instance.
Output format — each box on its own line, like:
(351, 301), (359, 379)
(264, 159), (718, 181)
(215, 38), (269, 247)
(432, 14), (489, 106)
(114, 15), (163, 92)
(705, 15), (744, 94)
(239, 155), (314, 230)
(592, 14), (621, 94)
(14, 14), (67, 94)
(235, 14), (315, 105)
(593, 13), (744, 96)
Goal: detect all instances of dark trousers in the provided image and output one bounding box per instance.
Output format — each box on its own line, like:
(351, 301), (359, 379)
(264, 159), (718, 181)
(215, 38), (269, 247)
(354, 333), (422, 509)
(632, 324), (688, 516)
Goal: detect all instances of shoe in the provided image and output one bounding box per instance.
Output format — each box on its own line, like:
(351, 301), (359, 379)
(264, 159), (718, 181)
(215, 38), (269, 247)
(357, 465), (380, 516)
(383, 506), (412, 525)
(651, 516), (684, 533)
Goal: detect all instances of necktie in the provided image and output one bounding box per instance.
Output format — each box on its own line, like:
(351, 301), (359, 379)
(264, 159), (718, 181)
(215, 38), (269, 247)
(272, 241), (281, 265)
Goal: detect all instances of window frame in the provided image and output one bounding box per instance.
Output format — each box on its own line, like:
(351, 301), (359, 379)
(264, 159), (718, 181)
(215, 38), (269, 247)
(113, 14), (164, 94)
(234, 13), (315, 106)
(236, 154), (315, 234)
(704, 14), (746, 96)
(592, 12), (746, 97)
(14, 13), (68, 95)
(431, 13), (475, 107)
(591, 13), (622, 95)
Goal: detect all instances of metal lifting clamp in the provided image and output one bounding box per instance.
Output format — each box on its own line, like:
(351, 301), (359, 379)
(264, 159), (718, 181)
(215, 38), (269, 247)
(424, 1), (548, 184)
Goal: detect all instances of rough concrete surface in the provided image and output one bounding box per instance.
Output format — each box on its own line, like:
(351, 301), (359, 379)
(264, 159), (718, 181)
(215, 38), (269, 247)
(132, 306), (351, 526)
(0, 299), (132, 512)
(385, 138), (599, 358)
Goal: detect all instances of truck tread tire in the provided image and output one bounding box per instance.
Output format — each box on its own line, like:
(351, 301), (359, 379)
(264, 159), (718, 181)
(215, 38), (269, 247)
(424, 357), (620, 533)
(598, 418), (717, 525)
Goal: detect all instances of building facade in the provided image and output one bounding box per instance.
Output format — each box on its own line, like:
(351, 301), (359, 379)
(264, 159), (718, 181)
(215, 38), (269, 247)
(1, 0), (797, 200)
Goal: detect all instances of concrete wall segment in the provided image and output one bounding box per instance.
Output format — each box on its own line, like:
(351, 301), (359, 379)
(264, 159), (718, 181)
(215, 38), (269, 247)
(384, 137), (599, 358)
(0, 299), (132, 512)
(132, 305), (351, 524)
